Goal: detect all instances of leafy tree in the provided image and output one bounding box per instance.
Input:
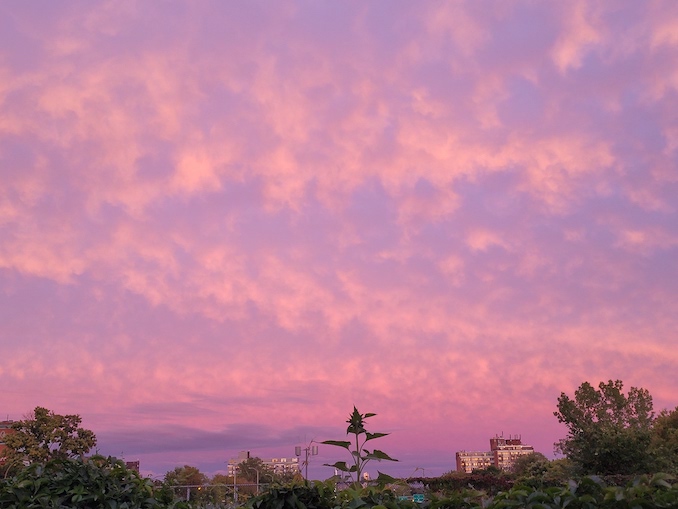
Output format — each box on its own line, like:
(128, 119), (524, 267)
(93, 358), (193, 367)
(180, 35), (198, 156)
(322, 407), (397, 485)
(472, 465), (502, 475)
(511, 452), (549, 477)
(511, 453), (576, 489)
(237, 456), (275, 484)
(1, 407), (96, 471)
(163, 465), (208, 503)
(554, 380), (654, 475)
(210, 473), (236, 504)
(649, 406), (678, 474)
(542, 458), (575, 485)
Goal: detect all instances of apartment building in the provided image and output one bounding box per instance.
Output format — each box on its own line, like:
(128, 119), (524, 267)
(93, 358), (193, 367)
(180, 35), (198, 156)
(456, 435), (535, 473)
(227, 450), (300, 476)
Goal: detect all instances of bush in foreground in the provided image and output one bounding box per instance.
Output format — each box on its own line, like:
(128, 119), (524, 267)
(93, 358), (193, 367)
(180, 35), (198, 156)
(246, 474), (678, 509)
(0, 455), (163, 509)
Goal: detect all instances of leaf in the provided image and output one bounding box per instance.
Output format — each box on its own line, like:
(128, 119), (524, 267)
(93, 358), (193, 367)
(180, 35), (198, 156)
(323, 461), (350, 472)
(365, 449), (398, 462)
(321, 440), (351, 450)
(375, 472), (398, 484)
(347, 496), (367, 509)
(365, 432), (389, 441)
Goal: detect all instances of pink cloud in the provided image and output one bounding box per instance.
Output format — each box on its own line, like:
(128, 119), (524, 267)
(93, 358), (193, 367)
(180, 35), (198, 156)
(0, 0), (676, 478)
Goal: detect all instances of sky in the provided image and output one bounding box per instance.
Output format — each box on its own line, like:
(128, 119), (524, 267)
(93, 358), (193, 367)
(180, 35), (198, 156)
(1, 0), (677, 481)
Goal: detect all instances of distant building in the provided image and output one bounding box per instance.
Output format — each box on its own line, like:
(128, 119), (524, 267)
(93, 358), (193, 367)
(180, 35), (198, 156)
(227, 450), (300, 476)
(227, 451), (251, 476)
(265, 456), (300, 475)
(456, 435), (535, 473)
(455, 450), (494, 472)
(125, 461), (140, 473)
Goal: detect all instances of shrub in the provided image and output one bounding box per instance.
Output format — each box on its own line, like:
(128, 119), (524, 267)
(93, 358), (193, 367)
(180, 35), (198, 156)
(0, 455), (160, 508)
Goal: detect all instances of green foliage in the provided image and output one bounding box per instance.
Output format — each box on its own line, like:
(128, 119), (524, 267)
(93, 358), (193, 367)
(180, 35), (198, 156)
(163, 465), (209, 504)
(210, 473), (237, 504)
(511, 452), (549, 477)
(0, 455), (159, 508)
(245, 474), (678, 509)
(336, 484), (417, 509)
(246, 480), (339, 509)
(488, 474), (678, 509)
(650, 406), (678, 475)
(247, 480), (417, 509)
(2, 407), (96, 471)
(425, 470), (514, 496)
(511, 454), (575, 489)
(238, 456), (277, 484)
(427, 489), (488, 509)
(554, 380), (655, 475)
(322, 407), (397, 485)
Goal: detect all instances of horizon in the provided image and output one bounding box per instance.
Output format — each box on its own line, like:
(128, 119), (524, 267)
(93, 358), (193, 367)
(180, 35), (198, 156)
(3, 389), (670, 480)
(1, 0), (677, 484)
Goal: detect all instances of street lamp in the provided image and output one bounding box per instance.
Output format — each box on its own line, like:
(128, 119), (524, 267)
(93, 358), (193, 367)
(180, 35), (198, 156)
(295, 441), (318, 480)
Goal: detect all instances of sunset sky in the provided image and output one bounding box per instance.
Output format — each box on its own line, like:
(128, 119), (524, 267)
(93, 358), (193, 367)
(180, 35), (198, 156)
(1, 1), (677, 480)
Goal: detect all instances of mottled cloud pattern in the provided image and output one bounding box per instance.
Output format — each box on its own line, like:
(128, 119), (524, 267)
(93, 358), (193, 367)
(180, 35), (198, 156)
(1, 1), (677, 477)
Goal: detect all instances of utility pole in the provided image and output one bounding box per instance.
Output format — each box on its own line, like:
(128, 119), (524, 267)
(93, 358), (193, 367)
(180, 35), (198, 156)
(295, 441), (318, 480)
(233, 468), (238, 504)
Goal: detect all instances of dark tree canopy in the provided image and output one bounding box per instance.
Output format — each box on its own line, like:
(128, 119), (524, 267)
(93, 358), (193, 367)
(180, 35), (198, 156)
(237, 457), (275, 484)
(164, 464), (207, 487)
(163, 464), (209, 503)
(511, 452), (549, 477)
(2, 407), (96, 468)
(554, 380), (654, 475)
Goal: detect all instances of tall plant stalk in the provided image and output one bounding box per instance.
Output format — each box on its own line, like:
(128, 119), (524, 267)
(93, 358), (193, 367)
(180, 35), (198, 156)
(322, 407), (397, 485)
